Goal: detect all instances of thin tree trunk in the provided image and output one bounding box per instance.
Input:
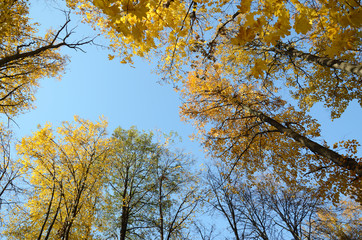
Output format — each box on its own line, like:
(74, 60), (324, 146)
(38, 183), (56, 240)
(120, 168), (130, 240)
(159, 176), (164, 240)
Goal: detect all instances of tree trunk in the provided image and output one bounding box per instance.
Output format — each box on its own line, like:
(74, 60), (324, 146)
(241, 104), (362, 178)
(270, 42), (362, 77)
(120, 169), (130, 240)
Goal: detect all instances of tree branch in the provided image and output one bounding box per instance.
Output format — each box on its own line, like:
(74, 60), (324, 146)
(0, 13), (94, 68)
(236, 99), (362, 178)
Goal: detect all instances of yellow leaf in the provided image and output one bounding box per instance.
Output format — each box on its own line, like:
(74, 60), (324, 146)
(294, 13), (312, 34)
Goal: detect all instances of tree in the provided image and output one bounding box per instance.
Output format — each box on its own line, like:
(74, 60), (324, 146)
(205, 160), (322, 240)
(0, 0), (92, 118)
(312, 199), (362, 240)
(4, 116), (110, 240)
(100, 126), (159, 240)
(100, 128), (201, 240)
(0, 124), (21, 225)
(65, 0), (362, 202)
(149, 143), (200, 240)
(66, 0), (361, 112)
(180, 67), (361, 203)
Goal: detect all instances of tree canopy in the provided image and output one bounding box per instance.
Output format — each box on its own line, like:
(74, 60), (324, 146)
(5, 116), (110, 240)
(66, 0), (361, 115)
(0, 0), (91, 118)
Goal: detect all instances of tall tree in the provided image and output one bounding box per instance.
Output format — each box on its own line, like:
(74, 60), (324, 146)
(149, 143), (200, 240)
(100, 127), (158, 240)
(4, 116), (110, 240)
(100, 128), (201, 240)
(205, 160), (322, 240)
(180, 67), (361, 203)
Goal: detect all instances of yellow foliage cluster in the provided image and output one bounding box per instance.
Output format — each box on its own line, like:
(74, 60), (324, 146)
(5, 116), (110, 239)
(313, 200), (362, 239)
(180, 65), (361, 203)
(0, 0), (67, 117)
(66, 0), (361, 116)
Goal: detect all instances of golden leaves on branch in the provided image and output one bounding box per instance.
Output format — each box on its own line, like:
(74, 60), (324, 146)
(6, 116), (110, 239)
(180, 65), (361, 203)
(1, 1), (94, 118)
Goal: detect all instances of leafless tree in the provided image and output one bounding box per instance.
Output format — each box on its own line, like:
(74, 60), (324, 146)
(0, 126), (21, 224)
(205, 161), (322, 240)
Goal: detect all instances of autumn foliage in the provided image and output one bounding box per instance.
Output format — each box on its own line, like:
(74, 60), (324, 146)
(66, 0), (361, 116)
(180, 66), (361, 203)
(5, 117), (110, 239)
(0, 0), (361, 239)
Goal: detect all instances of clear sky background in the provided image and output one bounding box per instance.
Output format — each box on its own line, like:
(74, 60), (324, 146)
(9, 1), (362, 236)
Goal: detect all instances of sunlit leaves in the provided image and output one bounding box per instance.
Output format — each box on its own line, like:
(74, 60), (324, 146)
(312, 199), (362, 239)
(180, 66), (361, 203)
(5, 116), (109, 239)
(66, 0), (361, 118)
(0, 0), (67, 117)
